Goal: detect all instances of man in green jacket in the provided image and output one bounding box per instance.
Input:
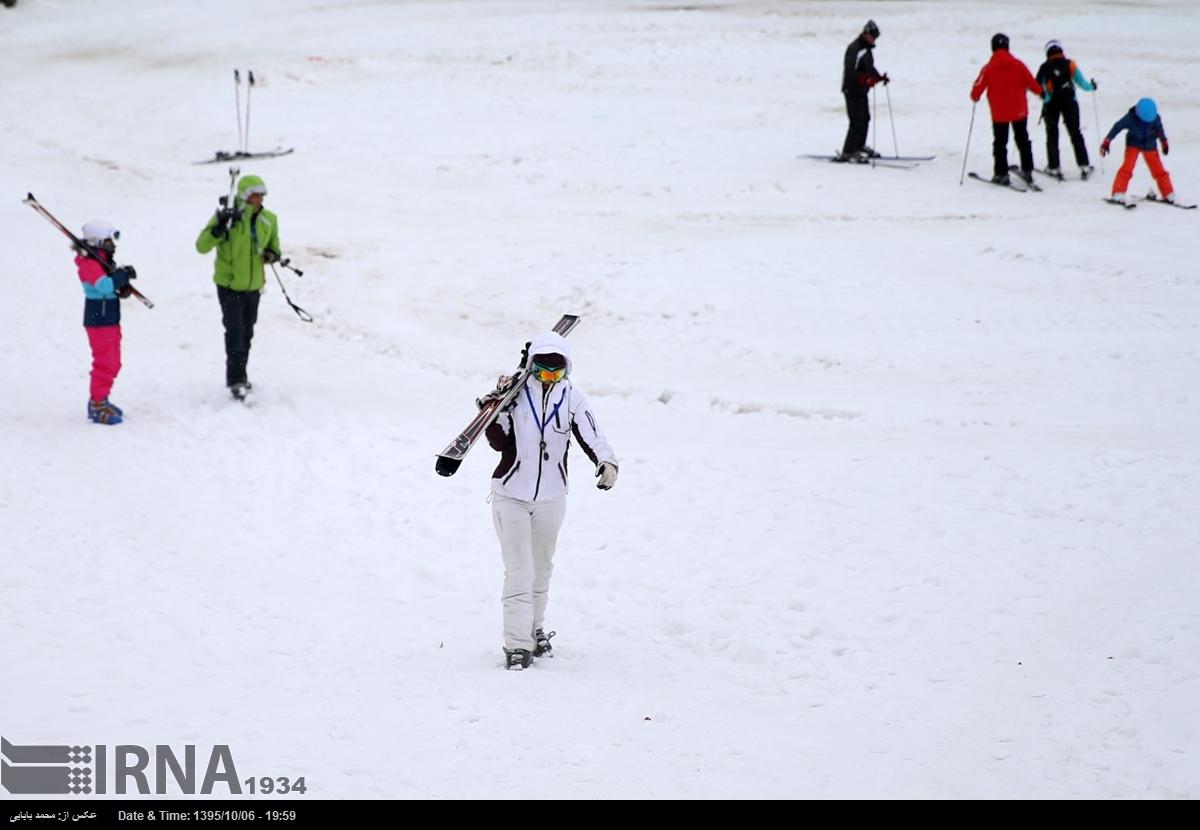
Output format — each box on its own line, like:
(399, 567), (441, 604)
(195, 173), (281, 400)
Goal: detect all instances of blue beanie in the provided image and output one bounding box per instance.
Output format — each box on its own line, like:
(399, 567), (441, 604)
(1136, 98), (1158, 122)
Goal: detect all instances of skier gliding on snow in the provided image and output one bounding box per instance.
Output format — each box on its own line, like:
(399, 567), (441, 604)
(970, 33), (1044, 186)
(1035, 40), (1097, 179)
(1101, 98), (1175, 205)
(482, 331), (619, 670)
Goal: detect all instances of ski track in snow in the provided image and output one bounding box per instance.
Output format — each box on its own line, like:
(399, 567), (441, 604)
(2, 0), (1198, 799)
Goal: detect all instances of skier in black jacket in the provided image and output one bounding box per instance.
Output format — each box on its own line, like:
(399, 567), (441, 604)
(1035, 40), (1097, 178)
(839, 19), (889, 162)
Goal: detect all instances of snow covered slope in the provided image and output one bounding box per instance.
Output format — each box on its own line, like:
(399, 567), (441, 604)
(1, 0), (1196, 798)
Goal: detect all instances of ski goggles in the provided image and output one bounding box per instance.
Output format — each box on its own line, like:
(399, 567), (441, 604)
(532, 362), (566, 383)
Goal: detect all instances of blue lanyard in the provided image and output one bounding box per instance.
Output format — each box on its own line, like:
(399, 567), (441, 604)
(524, 383), (567, 435)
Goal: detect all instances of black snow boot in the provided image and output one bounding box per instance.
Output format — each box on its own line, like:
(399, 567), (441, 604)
(533, 629), (555, 658)
(504, 648), (532, 670)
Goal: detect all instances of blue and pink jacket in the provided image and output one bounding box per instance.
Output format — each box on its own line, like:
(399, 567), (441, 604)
(76, 253), (131, 327)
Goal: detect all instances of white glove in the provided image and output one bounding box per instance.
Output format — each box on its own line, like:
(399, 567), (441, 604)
(475, 373), (518, 410)
(595, 461), (619, 490)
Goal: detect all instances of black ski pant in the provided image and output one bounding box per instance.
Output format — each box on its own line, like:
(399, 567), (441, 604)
(217, 285), (261, 387)
(993, 119), (1034, 178)
(1043, 98), (1090, 169)
(842, 94), (870, 155)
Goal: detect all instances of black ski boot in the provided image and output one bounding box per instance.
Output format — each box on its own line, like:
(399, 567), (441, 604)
(229, 381), (252, 401)
(504, 648), (532, 670)
(533, 629), (555, 658)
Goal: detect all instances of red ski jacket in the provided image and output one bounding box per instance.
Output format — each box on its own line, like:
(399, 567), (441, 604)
(970, 48), (1043, 123)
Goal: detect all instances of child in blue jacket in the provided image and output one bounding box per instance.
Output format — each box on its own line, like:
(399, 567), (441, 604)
(1100, 98), (1174, 204)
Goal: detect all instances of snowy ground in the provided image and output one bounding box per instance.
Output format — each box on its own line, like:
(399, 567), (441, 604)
(2, 0), (1198, 799)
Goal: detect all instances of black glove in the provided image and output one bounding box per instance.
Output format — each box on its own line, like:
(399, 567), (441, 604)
(263, 248), (280, 264)
(211, 208), (234, 238)
(1091, 78), (1098, 90)
(880, 72), (890, 86)
(518, 341), (531, 368)
(122, 265), (137, 280)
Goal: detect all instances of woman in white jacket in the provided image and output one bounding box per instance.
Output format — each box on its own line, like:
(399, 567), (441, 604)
(484, 331), (619, 670)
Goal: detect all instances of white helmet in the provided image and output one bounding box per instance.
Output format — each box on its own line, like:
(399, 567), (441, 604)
(81, 220), (119, 246)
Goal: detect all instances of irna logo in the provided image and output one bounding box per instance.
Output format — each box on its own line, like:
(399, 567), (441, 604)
(1, 737), (241, 795)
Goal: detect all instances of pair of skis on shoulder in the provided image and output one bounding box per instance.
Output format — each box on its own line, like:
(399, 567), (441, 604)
(435, 314), (581, 477)
(22, 192), (155, 308)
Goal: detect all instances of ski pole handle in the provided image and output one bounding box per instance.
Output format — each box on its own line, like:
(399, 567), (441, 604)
(279, 257), (304, 277)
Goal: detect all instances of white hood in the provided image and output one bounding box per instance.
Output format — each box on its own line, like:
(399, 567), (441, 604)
(526, 331), (573, 376)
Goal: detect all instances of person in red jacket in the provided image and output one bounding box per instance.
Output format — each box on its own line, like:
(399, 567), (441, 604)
(970, 33), (1045, 185)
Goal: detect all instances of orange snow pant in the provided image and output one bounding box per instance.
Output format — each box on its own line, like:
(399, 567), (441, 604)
(1112, 146), (1174, 198)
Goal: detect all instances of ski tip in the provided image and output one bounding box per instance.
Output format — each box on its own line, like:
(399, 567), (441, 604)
(435, 456), (462, 477)
(23, 192), (34, 202)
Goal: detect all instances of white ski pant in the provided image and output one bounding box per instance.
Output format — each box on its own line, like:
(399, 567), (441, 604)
(492, 494), (567, 651)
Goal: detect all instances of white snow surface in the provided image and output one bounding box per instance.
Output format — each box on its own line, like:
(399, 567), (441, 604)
(2, 0), (1198, 800)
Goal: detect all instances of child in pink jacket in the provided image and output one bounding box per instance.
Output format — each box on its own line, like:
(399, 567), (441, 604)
(76, 221), (136, 425)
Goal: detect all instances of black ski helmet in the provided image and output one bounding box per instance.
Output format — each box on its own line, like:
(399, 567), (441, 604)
(863, 19), (880, 38)
(991, 33), (1010, 52)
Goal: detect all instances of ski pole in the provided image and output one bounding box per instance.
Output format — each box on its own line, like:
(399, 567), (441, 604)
(269, 263), (312, 322)
(245, 70), (255, 154)
(234, 70), (244, 154)
(1092, 87), (1104, 174)
(885, 82), (899, 157)
(23, 193), (154, 309)
(959, 101), (977, 186)
(871, 86), (878, 158)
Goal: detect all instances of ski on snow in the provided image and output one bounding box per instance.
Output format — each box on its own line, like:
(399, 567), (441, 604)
(1030, 167), (1095, 182)
(799, 153), (918, 170)
(194, 147), (295, 165)
(1103, 198), (1137, 210)
(435, 314), (582, 477)
(968, 172), (1029, 193)
(1007, 166), (1043, 191)
(1136, 193), (1197, 210)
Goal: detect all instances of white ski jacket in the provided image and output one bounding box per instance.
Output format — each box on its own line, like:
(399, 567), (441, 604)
(485, 333), (617, 502)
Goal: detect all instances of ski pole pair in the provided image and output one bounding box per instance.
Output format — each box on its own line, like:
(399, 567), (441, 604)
(233, 69), (257, 155)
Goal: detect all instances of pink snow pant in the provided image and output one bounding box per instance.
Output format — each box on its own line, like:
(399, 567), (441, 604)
(1112, 147), (1174, 198)
(85, 325), (121, 401)
(492, 494), (567, 652)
